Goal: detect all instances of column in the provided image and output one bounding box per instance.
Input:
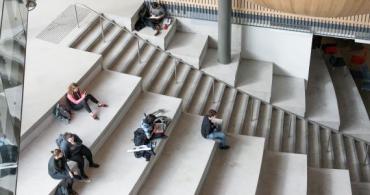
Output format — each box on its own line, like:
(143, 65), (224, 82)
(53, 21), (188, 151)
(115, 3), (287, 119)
(217, 0), (232, 64)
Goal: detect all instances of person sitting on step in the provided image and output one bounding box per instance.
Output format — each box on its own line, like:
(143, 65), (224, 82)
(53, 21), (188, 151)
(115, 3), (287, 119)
(66, 83), (107, 120)
(59, 132), (100, 180)
(48, 149), (82, 195)
(201, 109), (230, 150)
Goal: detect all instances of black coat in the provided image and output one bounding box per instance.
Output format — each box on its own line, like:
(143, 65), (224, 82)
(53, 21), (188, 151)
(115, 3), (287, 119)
(48, 155), (70, 180)
(201, 116), (215, 138)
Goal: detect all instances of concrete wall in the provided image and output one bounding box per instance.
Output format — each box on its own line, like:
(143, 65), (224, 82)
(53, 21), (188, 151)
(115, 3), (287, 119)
(176, 18), (242, 53)
(241, 26), (313, 80)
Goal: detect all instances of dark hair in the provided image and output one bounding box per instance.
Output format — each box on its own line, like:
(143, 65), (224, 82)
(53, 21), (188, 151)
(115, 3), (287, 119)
(64, 132), (73, 139)
(151, 2), (159, 8)
(144, 114), (156, 124)
(208, 109), (217, 117)
(52, 149), (62, 157)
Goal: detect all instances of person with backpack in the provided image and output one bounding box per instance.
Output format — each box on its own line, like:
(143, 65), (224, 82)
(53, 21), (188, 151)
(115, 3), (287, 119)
(66, 83), (107, 120)
(201, 109), (230, 150)
(48, 149), (80, 195)
(59, 132), (99, 180)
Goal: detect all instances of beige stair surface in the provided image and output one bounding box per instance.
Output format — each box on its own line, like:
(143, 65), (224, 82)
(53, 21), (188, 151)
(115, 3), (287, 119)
(307, 50), (340, 130)
(17, 71), (141, 195)
(271, 75), (306, 117)
(75, 92), (182, 195)
(256, 151), (307, 195)
(136, 19), (177, 50)
(167, 31), (208, 69)
(21, 39), (102, 144)
(308, 167), (352, 195)
(351, 182), (370, 195)
(200, 134), (265, 195)
(237, 59), (273, 102)
(138, 113), (216, 195)
(201, 49), (241, 87)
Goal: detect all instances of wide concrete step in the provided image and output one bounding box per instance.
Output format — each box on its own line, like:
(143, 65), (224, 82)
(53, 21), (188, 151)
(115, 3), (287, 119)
(200, 135), (265, 195)
(271, 75), (306, 117)
(201, 49), (240, 87)
(307, 50), (340, 130)
(352, 182), (370, 195)
(21, 39), (102, 147)
(167, 31), (208, 69)
(308, 168), (352, 195)
(136, 18), (177, 50)
(256, 151), (307, 195)
(237, 59), (273, 102)
(17, 71), (141, 195)
(75, 92), (182, 195)
(138, 113), (216, 195)
(164, 62), (191, 97)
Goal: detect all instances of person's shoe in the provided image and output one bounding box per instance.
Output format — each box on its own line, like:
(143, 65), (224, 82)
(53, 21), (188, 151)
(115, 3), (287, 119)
(219, 145), (230, 150)
(89, 163), (100, 168)
(90, 112), (99, 120)
(98, 103), (108, 107)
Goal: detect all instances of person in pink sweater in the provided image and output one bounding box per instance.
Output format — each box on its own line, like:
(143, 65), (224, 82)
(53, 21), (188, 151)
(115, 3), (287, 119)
(66, 83), (107, 120)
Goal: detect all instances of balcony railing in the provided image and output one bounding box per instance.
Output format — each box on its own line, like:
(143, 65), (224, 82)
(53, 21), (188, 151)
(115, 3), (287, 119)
(145, 0), (370, 40)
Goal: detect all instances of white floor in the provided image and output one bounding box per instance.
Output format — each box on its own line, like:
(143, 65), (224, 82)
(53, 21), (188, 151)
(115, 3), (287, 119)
(271, 75), (306, 117)
(21, 39), (101, 135)
(201, 49), (240, 87)
(306, 50), (340, 130)
(237, 59), (273, 102)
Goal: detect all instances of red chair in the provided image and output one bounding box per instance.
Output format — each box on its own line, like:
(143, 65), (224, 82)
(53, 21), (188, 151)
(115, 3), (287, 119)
(324, 46), (337, 55)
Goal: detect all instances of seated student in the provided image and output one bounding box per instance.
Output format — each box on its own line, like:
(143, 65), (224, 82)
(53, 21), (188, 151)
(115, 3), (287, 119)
(201, 109), (230, 150)
(59, 132), (100, 180)
(145, 2), (166, 36)
(48, 149), (81, 195)
(66, 83), (107, 120)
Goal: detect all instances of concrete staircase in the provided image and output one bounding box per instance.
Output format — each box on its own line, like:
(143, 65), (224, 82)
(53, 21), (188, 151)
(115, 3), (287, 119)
(19, 4), (370, 195)
(63, 7), (369, 192)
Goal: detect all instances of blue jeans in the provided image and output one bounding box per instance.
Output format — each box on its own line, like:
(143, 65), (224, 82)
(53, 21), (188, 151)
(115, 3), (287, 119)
(207, 131), (227, 146)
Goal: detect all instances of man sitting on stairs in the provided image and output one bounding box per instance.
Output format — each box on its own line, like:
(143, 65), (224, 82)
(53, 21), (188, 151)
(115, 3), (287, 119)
(201, 109), (230, 150)
(59, 132), (100, 180)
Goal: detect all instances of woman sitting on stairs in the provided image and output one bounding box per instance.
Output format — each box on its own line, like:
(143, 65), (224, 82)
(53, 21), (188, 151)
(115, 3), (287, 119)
(66, 83), (107, 120)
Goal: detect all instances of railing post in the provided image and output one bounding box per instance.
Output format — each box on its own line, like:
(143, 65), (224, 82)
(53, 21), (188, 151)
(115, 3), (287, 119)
(363, 144), (369, 165)
(74, 4), (80, 28)
(99, 16), (106, 42)
(288, 115), (292, 138)
(137, 38), (142, 64)
(326, 133), (332, 152)
(212, 79), (216, 103)
(174, 58), (178, 84)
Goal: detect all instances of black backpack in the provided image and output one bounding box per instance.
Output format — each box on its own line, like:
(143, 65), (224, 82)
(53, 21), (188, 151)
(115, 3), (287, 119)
(0, 145), (18, 177)
(54, 179), (73, 195)
(134, 128), (149, 146)
(53, 98), (71, 123)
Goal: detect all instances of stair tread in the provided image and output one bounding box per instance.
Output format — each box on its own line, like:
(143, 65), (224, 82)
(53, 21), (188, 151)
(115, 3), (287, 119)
(351, 182), (370, 195)
(308, 167), (352, 195)
(237, 59), (273, 102)
(256, 151), (307, 195)
(200, 135), (265, 195)
(138, 113), (215, 195)
(74, 21), (112, 51)
(102, 32), (134, 68)
(17, 71), (141, 195)
(187, 76), (214, 114)
(203, 82), (226, 115)
(164, 63), (191, 97)
(150, 58), (177, 94)
(90, 26), (123, 54)
(75, 92), (182, 195)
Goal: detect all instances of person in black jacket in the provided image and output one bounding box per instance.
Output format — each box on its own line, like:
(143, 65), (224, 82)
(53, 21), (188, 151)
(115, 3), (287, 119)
(48, 149), (80, 194)
(59, 132), (99, 179)
(201, 109), (230, 150)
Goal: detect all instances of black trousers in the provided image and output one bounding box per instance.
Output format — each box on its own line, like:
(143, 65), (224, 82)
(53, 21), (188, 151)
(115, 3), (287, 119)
(69, 145), (94, 177)
(70, 94), (99, 113)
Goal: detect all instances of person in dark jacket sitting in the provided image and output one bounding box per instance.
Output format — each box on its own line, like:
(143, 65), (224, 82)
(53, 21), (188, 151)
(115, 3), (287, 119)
(60, 132), (99, 180)
(48, 149), (80, 194)
(201, 109), (230, 150)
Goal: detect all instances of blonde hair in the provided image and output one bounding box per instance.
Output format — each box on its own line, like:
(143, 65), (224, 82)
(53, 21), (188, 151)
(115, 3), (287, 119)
(67, 83), (79, 95)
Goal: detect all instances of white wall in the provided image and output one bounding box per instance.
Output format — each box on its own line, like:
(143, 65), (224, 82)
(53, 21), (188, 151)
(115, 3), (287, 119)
(242, 26), (313, 80)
